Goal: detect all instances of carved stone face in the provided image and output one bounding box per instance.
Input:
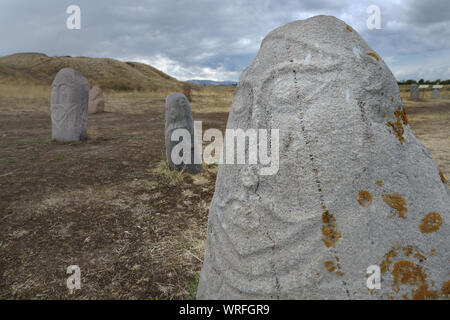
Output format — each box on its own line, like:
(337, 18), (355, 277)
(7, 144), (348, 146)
(165, 93), (192, 130)
(50, 68), (89, 141)
(51, 80), (80, 125)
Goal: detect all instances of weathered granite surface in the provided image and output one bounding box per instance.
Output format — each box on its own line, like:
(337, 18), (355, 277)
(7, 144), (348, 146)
(197, 15), (449, 300)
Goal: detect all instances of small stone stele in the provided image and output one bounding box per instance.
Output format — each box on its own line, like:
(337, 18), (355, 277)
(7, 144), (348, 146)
(51, 68), (89, 142)
(88, 86), (105, 114)
(431, 88), (440, 99)
(165, 93), (202, 174)
(410, 84), (419, 99)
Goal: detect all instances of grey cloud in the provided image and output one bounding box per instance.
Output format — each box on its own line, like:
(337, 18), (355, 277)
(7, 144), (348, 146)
(0, 0), (449, 81)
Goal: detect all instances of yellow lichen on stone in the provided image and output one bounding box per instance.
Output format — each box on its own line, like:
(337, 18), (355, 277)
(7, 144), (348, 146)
(395, 109), (408, 125)
(439, 169), (447, 184)
(380, 249), (398, 274)
(386, 109), (408, 143)
(358, 190), (372, 207)
(430, 248), (436, 256)
(346, 25), (353, 32)
(442, 281), (450, 298)
(382, 193), (407, 218)
(402, 245), (413, 256)
(324, 256), (344, 276)
(392, 260), (439, 300)
(376, 180), (383, 187)
(414, 252), (426, 260)
(324, 260), (336, 272)
(321, 211), (342, 248)
(412, 284), (439, 300)
(419, 212), (442, 234)
(367, 52), (379, 61)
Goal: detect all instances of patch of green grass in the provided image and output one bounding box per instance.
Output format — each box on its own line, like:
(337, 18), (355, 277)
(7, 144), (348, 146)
(185, 273), (200, 300)
(206, 162), (218, 169)
(149, 183), (163, 191)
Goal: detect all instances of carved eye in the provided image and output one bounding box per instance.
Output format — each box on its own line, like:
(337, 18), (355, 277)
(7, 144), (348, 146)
(59, 84), (70, 103)
(169, 107), (179, 121)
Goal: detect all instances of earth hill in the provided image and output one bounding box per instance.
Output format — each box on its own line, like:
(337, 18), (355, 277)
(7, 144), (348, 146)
(0, 52), (184, 91)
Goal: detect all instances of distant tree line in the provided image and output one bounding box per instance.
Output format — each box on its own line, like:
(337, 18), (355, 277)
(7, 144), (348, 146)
(397, 79), (450, 85)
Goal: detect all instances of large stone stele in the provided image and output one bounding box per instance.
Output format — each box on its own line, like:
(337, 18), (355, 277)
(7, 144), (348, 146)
(410, 84), (419, 99)
(51, 68), (89, 141)
(165, 93), (202, 174)
(197, 15), (449, 300)
(88, 86), (105, 114)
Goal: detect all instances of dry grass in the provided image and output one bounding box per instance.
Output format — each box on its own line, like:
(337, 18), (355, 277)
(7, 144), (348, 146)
(0, 54), (448, 299)
(0, 84), (49, 99)
(153, 157), (186, 186)
(0, 53), (182, 92)
(190, 85), (235, 113)
(399, 84), (450, 100)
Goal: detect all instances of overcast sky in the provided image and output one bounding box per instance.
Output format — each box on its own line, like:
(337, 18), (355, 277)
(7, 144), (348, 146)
(0, 0), (449, 81)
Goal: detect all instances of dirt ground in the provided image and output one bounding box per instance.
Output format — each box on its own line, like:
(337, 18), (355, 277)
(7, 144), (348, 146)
(0, 92), (448, 299)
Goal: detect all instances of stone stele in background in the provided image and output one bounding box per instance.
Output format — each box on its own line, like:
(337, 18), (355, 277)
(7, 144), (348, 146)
(51, 68), (89, 141)
(165, 93), (202, 174)
(410, 83), (419, 100)
(431, 88), (440, 99)
(197, 15), (449, 300)
(88, 86), (105, 114)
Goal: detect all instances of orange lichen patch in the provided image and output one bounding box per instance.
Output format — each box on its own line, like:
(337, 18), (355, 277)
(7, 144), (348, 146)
(392, 260), (425, 286)
(402, 245), (413, 257)
(414, 252), (426, 260)
(419, 212), (442, 233)
(324, 256), (344, 276)
(321, 211), (342, 248)
(395, 109), (408, 125)
(430, 248), (436, 257)
(391, 97), (395, 101)
(357, 190), (372, 207)
(324, 260), (337, 272)
(367, 52), (379, 61)
(442, 281), (450, 297)
(383, 113), (386, 118)
(439, 169), (447, 184)
(380, 249), (398, 274)
(387, 121), (404, 142)
(346, 25), (353, 32)
(376, 180), (383, 187)
(412, 284), (439, 300)
(386, 109), (408, 143)
(390, 260), (439, 300)
(382, 193), (407, 218)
